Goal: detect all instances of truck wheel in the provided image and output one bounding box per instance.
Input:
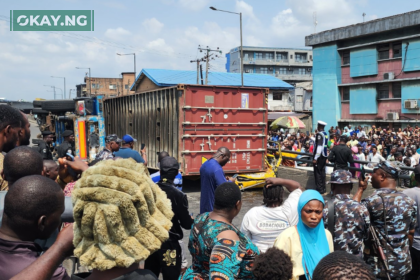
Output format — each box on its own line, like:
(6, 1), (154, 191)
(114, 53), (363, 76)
(41, 100), (74, 112)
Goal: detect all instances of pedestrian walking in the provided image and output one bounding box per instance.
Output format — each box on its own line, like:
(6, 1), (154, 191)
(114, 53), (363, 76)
(199, 147), (232, 214)
(313, 120), (329, 194)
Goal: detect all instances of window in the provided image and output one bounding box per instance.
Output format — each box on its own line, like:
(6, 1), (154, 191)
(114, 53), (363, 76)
(290, 54), (293, 59)
(109, 84), (117, 90)
(294, 68), (306, 75)
(296, 96), (303, 103)
(91, 83), (96, 89)
(265, 53), (274, 60)
(392, 82), (401, 98)
(125, 84), (129, 89)
(276, 52), (287, 61)
(377, 83), (389, 99)
(378, 43), (390, 60)
(295, 53), (307, 62)
(91, 83), (100, 89)
(342, 87), (349, 101)
(272, 92), (283, 100)
(255, 53), (263, 59)
(342, 51), (350, 65)
(393, 43), (402, 58)
(259, 67), (268, 74)
(278, 67), (287, 74)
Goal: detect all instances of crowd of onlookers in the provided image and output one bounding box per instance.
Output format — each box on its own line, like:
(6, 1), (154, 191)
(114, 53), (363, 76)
(268, 124), (420, 186)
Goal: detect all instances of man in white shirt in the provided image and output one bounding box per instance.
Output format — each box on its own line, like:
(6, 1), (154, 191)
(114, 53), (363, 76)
(368, 146), (385, 163)
(240, 177), (303, 253)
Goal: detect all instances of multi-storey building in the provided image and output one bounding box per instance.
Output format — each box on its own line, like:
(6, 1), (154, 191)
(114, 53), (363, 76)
(225, 46), (313, 85)
(306, 10), (420, 130)
(76, 72), (136, 98)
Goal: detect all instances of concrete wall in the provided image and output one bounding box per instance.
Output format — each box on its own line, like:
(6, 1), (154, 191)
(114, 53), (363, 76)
(305, 10), (420, 46)
(341, 100), (419, 120)
(401, 80), (420, 114)
(350, 47), (378, 77)
(349, 85), (378, 114)
(312, 44), (342, 129)
(121, 73), (135, 96)
(135, 76), (161, 93)
(341, 60), (420, 84)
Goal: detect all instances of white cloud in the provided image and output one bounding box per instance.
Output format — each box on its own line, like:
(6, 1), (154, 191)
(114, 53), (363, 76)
(104, 27), (131, 40)
(143, 18), (164, 34)
(146, 38), (174, 54)
(103, 1), (126, 9)
(178, 0), (210, 11)
(236, 0), (257, 21)
(45, 44), (61, 53)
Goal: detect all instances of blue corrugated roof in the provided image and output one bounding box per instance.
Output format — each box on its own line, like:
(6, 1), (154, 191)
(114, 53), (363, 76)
(131, 68), (294, 90)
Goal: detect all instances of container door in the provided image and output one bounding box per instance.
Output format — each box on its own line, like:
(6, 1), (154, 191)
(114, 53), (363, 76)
(181, 85), (268, 175)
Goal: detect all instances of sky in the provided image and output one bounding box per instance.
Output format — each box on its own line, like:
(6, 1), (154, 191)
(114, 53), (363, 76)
(1, 0), (420, 100)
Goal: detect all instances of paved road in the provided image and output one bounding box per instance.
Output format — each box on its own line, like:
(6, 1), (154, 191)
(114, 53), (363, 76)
(29, 117), (41, 146)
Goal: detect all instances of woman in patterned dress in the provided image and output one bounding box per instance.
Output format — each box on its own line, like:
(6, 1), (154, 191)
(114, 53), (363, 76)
(180, 182), (260, 280)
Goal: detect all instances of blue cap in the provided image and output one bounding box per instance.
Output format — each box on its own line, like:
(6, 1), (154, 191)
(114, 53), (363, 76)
(122, 134), (137, 143)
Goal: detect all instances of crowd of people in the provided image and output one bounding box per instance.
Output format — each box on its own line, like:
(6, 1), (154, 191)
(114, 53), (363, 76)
(268, 122), (420, 189)
(1, 103), (420, 280)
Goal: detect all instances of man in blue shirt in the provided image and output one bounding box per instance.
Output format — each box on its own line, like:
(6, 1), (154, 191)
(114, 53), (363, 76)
(113, 134), (147, 165)
(199, 147), (231, 214)
(151, 151), (183, 191)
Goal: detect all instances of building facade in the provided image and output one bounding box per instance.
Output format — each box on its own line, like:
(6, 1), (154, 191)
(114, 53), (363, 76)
(225, 46), (313, 85)
(77, 72), (136, 98)
(306, 10), (420, 130)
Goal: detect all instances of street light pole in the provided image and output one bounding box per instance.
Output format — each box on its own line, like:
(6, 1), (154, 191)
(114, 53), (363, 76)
(51, 76), (66, 99)
(210, 6), (244, 87)
(76, 67), (91, 96)
(117, 53), (136, 79)
(240, 12), (243, 87)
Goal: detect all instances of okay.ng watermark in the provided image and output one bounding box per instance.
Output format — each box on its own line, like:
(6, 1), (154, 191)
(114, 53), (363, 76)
(10, 10), (94, 31)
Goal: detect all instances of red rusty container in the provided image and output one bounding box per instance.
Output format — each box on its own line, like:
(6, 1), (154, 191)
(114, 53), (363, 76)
(104, 84), (268, 176)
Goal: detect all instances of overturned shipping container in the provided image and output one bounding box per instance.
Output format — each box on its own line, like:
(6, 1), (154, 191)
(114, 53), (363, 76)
(104, 84), (268, 176)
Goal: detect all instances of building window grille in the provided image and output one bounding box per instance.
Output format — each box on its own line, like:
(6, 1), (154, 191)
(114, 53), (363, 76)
(378, 44), (390, 60)
(125, 84), (129, 89)
(393, 43), (402, 58)
(265, 53), (274, 60)
(392, 82), (401, 98)
(342, 87), (350, 101)
(273, 92), (283, 100)
(377, 83), (389, 99)
(276, 52), (287, 61)
(295, 53), (307, 62)
(278, 67), (287, 74)
(342, 51), (350, 65)
(109, 84), (117, 90)
(255, 53), (263, 59)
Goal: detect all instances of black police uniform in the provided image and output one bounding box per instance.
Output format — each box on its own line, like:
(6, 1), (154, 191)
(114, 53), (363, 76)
(57, 141), (74, 158)
(37, 140), (53, 160)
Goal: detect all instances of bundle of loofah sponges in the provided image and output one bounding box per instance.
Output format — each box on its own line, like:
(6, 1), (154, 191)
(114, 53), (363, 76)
(72, 158), (174, 270)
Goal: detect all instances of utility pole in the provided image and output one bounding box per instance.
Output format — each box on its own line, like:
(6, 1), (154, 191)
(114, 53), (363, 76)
(198, 46), (222, 85)
(190, 59), (202, 84)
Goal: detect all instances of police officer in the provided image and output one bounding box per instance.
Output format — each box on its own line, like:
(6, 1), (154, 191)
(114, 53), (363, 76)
(37, 131), (54, 160)
(312, 120), (328, 194)
(354, 161), (417, 279)
(323, 170), (370, 258)
(56, 130), (74, 158)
